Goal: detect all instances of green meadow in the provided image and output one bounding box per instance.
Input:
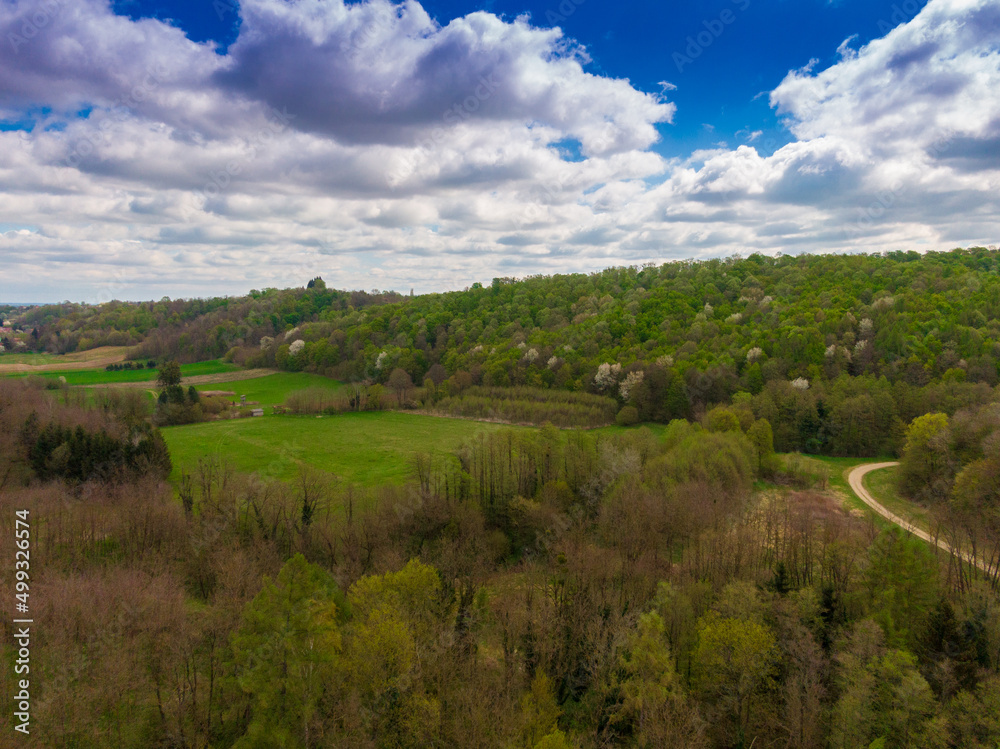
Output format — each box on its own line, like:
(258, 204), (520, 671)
(193, 372), (343, 406)
(12, 359), (239, 385)
(0, 351), (62, 366)
(160, 411), (512, 485)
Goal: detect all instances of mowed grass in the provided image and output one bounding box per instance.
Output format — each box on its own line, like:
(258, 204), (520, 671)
(160, 411), (511, 485)
(194, 372), (342, 406)
(11, 359), (238, 385)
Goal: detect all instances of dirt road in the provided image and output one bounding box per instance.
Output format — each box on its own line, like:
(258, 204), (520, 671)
(848, 462), (992, 574)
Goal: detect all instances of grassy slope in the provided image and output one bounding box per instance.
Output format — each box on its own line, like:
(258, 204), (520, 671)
(0, 346), (128, 371)
(193, 372), (343, 406)
(10, 359), (238, 385)
(160, 411), (513, 485)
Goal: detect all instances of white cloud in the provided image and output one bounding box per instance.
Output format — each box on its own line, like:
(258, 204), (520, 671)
(0, 0), (998, 301)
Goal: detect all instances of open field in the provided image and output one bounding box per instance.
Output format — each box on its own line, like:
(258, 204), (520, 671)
(8, 359), (239, 385)
(161, 411), (670, 486)
(160, 411), (513, 485)
(192, 371), (343, 406)
(0, 346), (128, 372)
(85, 368), (278, 390)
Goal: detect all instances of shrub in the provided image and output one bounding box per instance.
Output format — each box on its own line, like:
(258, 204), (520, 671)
(616, 406), (640, 426)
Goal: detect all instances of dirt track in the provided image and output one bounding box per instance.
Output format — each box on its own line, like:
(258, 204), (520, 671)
(848, 462), (992, 575)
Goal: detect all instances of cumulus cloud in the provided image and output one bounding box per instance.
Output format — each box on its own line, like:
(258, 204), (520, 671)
(0, 0), (998, 302)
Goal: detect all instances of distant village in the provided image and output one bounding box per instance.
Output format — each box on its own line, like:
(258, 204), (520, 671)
(0, 307), (37, 352)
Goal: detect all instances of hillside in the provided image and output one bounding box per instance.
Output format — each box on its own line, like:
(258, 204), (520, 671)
(12, 247), (1000, 455)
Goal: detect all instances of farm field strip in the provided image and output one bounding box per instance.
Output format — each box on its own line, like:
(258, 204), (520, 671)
(0, 346), (129, 372)
(86, 367), (275, 389)
(8, 359), (241, 385)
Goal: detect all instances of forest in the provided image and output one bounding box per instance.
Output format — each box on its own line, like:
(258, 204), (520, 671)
(16, 248), (1000, 451)
(1, 248), (999, 748)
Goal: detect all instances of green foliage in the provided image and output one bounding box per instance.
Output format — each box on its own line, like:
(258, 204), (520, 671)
(436, 386), (618, 428)
(747, 418), (777, 476)
(898, 413), (954, 501)
(521, 670), (563, 747)
(830, 621), (948, 749)
(946, 675), (1000, 748)
(345, 560), (444, 746)
(25, 418), (171, 482)
(863, 529), (940, 651)
(18, 247), (1000, 459)
(650, 429), (756, 497)
(533, 729), (577, 749)
(157, 360), (182, 388)
(693, 612), (778, 745)
(618, 611), (705, 748)
(615, 405), (639, 427)
(231, 554), (345, 748)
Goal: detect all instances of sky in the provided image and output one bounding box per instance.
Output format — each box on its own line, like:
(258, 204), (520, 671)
(0, 0), (998, 303)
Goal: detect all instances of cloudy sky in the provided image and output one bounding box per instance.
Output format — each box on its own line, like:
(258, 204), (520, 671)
(1, 0), (998, 303)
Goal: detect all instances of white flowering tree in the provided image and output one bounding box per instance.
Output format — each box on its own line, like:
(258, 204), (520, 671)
(619, 370), (645, 401)
(594, 362), (622, 390)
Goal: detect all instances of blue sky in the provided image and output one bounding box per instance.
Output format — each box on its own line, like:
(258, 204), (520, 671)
(112, 0), (930, 156)
(0, 0), (996, 302)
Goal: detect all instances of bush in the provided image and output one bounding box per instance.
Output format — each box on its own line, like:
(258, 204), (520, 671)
(616, 406), (639, 426)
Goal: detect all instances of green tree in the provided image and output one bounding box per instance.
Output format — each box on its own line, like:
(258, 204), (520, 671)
(829, 621), (947, 749)
(156, 360), (182, 388)
(231, 554), (345, 748)
(619, 611), (706, 748)
(521, 670), (562, 747)
(864, 528), (939, 650)
(747, 418), (776, 477)
(693, 613), (778, 746)
(345, 560), (444, 745)
(898, 413), (954, 502)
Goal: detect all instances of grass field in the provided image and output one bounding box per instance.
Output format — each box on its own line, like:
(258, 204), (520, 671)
(160, 411), (512, 485)
(11, 359), (238, 385)
(0, 346), (128, 372)
(193, 372), (343, 405)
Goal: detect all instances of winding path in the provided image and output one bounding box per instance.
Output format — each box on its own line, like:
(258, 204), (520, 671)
(848, 462), (991, 574)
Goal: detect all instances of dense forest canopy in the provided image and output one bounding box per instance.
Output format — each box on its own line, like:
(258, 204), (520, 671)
(20, 248), (1000, 388)
(14, 247), (1000, 457)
